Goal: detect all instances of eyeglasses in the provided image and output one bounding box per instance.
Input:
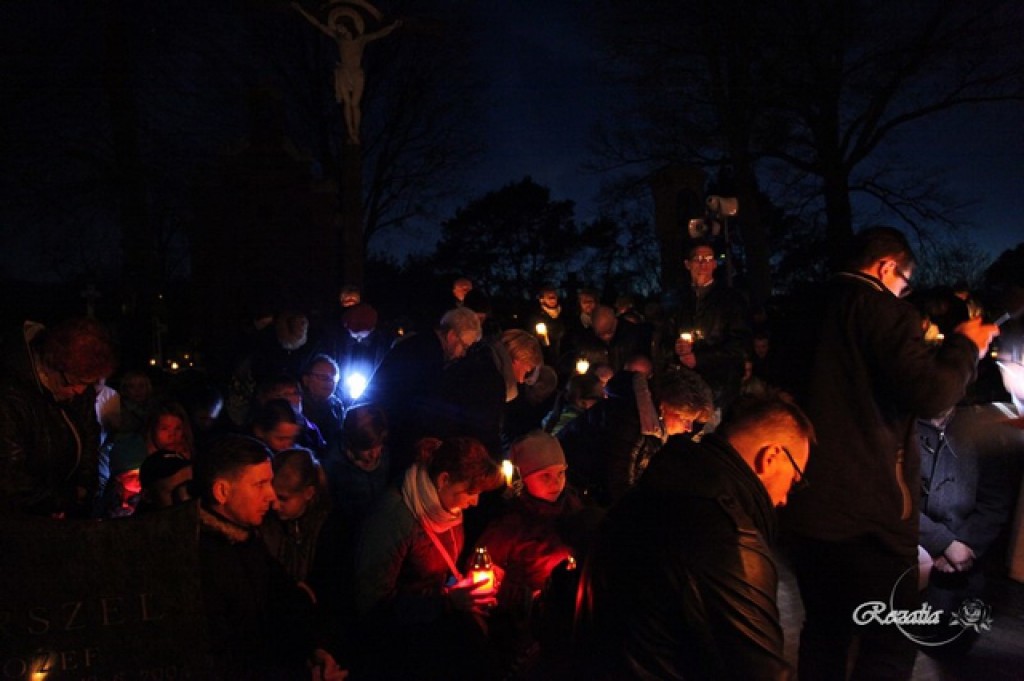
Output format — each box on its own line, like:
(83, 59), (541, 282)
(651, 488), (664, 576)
(308, 372), (338, 383)
(689, 254), (716, 264)
(888, 262), (914, 297)
(781, 446), (809, 492)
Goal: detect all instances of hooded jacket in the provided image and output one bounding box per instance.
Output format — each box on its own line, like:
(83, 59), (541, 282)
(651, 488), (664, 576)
(575, 434), (788, 680)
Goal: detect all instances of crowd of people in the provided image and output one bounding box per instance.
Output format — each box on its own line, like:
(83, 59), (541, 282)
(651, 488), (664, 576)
(1, 227), (1019, 680)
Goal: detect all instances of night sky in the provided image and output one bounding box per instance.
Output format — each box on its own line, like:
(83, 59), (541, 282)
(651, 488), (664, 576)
(463, 1), (1024, 260)
(2, 1), (1021, 282)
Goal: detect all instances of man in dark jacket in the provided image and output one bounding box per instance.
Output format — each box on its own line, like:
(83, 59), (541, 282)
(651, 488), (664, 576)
(782, 226), (999, 680)
(576, 397), (815, 680)
(362, 307), (482, 479)
(0, 317), (116, 517)
(194, 434), (345, 679)
(659, 240), (751, 410)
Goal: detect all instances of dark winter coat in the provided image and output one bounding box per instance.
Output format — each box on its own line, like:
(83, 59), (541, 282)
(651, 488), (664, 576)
(198, 505), (319, 678)
(476, 487), (585, 614)
(557, 371), (663, 507)
(0, 321), (102, 517)
(576, 434), (789, 681)
(917, 404), (1020, 559)
(659, 281), (751, 408)
(436, 338), (518, 456)
(783, 271), (979, 556)
(362, 330), (446, 475)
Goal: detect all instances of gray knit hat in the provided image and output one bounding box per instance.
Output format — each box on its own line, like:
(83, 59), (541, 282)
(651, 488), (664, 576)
(510, 430), (566, 478)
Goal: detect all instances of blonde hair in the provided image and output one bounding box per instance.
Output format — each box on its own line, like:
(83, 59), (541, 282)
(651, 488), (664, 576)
(501, 329), (543, 368)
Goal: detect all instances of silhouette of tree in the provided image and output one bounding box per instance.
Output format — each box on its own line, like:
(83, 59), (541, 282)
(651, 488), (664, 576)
(590, 0), (1024, 299)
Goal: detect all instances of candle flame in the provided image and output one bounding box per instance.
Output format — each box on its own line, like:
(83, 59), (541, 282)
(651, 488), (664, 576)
(576, 358), (590, 374)
(501, 459), (515, 487)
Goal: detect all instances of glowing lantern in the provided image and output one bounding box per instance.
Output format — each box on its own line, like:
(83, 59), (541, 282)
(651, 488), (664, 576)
(469, 546), (495, 594)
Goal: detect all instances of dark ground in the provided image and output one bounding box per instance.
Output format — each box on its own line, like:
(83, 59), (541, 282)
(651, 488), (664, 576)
(777, 552), (1024, 681)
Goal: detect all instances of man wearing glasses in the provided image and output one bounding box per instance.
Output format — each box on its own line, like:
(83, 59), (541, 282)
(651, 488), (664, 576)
(783, 225), (1000, 680)
(660, 239), (752, 412)
(360, 307), (482, 481)
(0, 316), (116, 517)
(576, 397), (815, 680)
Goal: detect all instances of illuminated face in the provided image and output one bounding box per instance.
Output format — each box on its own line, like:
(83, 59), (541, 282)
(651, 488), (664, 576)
(764, 442), (810, 508)
(685, 246), (717, 287)
(539, 291), (559, 309)
(578, 294), (597, 315)
(660, 405), (703, 436)
(273, 481), (316, 521)
(153, 414), (186, 452)
(880, 259), (914, 298)
(255, 422), (301, 453)
(512, 358), (536, 384)
(303, 362), (339, 401)
(453, 279), (473, 301)
(218, 460), (276, 527)
(445, 329), (479, 361)
(523, 464), (567, 503)
(435, 475), (480, 513)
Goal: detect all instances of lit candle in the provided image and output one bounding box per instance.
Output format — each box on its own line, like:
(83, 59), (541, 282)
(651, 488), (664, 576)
(679, 332), (693, 343)
(576, 357), (590, 374)
(501, 459), (515, 488)
(535, 322), (550, 346)
(470, 546), (496, 594)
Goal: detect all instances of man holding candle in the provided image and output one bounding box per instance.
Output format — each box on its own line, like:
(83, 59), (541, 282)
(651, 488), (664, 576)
(576, 397), (814, 680)
(527, 284), (568, 367)
(659, 240), (751, 411)
(783, 226), (999, 680)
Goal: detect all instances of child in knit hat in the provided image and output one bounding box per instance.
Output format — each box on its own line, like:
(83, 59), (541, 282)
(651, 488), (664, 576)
(512, 430), (569, 503)
(472, 431), (600, 669)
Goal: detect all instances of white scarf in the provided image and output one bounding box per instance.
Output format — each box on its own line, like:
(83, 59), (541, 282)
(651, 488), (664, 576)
(401, 464), (462, 534)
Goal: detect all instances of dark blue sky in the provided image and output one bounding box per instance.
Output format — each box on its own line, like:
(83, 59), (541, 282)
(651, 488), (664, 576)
(457, 3), (1022, 261)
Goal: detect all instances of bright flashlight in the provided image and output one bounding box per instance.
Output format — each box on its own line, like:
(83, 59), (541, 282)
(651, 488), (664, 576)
(345, 372), (368, 400)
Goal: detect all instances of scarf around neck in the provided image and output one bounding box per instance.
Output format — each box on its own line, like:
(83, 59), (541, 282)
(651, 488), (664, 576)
(401, 464), (463, 533)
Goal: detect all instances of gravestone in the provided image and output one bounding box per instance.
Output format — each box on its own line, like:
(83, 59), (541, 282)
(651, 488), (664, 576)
(0, 503), (213, 680)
